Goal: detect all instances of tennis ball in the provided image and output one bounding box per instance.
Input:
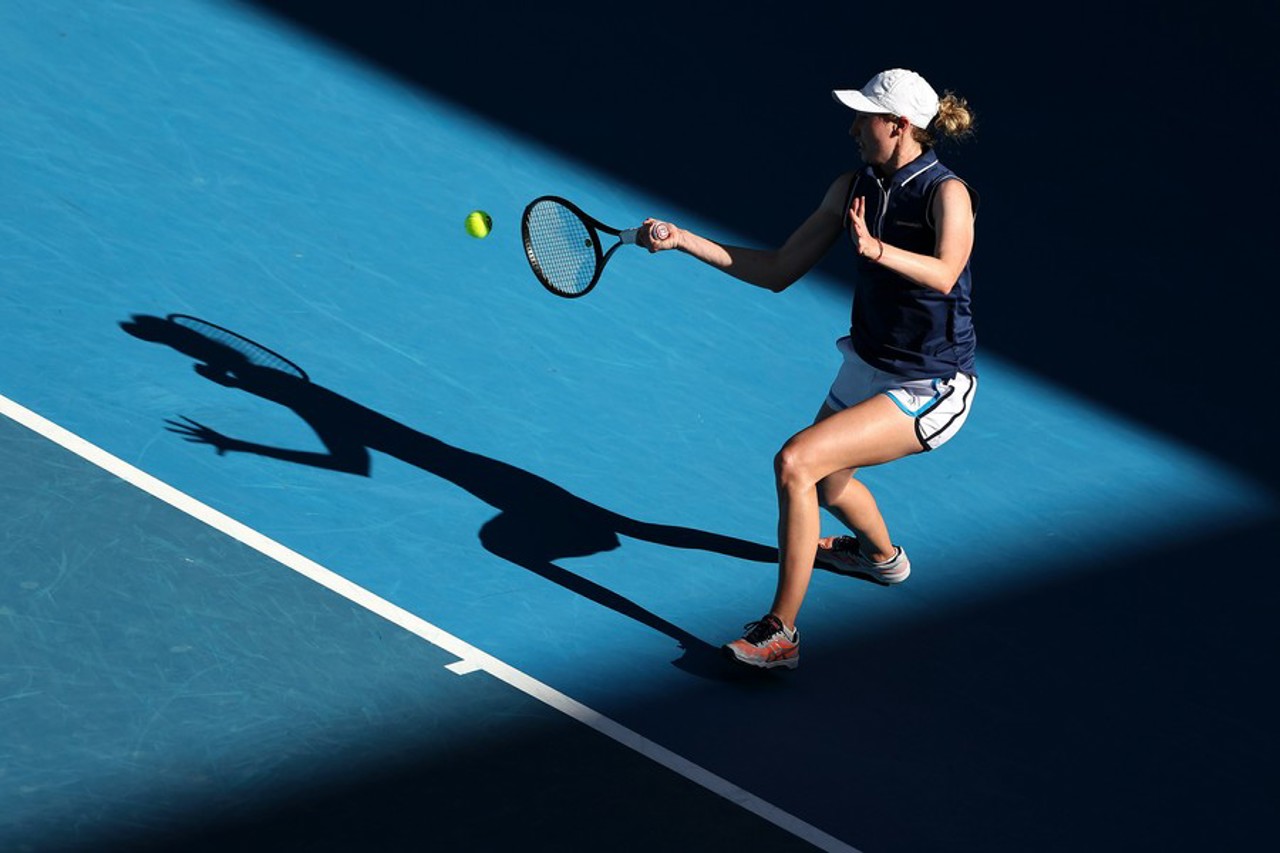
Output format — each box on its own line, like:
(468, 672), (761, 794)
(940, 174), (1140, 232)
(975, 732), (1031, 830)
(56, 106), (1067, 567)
(465, 210), (492, 239)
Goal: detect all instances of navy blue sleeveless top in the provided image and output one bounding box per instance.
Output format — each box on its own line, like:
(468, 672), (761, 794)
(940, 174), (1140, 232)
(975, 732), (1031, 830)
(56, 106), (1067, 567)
(845, 149), (978, 379)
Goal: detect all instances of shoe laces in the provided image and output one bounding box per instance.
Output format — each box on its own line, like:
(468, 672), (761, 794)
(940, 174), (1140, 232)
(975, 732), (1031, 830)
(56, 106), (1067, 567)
(829, 536), (860, 557)
(741, 615), (785, 645)
(831, 537), (899, 568)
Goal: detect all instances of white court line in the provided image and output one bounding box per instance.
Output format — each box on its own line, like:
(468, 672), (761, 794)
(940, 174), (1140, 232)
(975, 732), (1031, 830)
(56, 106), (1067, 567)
(444, 658), (484, 676)
(1, 393), (860, 853)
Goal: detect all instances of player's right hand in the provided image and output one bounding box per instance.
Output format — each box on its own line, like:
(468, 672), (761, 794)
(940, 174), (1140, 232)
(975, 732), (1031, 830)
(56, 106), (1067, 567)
(639, 218), (679, 253)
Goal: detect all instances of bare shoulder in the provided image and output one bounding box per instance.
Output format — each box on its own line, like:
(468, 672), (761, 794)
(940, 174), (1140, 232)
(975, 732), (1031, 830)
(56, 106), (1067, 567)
(933, 177), (975, 217)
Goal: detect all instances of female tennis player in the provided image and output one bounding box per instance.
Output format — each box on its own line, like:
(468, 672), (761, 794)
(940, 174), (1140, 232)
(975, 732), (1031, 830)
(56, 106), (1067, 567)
(639, 68), (979, 670)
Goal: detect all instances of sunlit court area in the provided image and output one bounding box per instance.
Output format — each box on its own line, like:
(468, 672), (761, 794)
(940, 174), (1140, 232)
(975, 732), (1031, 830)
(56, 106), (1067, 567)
(4, 2), (1278, 851)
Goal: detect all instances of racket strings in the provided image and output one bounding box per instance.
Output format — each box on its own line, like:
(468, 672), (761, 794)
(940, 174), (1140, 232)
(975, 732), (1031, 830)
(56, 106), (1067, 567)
(524, 201), (599, 296)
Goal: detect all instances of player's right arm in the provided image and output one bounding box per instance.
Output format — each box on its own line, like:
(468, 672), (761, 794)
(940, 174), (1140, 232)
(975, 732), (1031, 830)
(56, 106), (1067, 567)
(640, 173), (851, 293)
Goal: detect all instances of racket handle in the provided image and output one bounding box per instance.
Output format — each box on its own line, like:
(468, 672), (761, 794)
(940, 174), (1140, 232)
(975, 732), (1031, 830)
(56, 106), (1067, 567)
(620, 222), (671, 245)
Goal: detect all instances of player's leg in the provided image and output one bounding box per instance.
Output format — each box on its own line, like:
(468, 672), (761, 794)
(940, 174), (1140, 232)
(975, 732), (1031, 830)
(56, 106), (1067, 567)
(723, 395), (920, 669)
(770, 393), (921, 627)
(812, 403), (897, 563)
(818, 473), (895, 557)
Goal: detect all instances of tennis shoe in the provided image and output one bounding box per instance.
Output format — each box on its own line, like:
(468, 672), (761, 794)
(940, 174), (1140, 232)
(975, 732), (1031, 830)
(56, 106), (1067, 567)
(816, 536), (911, 585)
(722, 614), (799, 670)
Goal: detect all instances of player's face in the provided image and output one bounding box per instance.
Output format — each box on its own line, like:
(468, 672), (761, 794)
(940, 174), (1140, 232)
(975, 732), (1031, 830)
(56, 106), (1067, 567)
(849, 113), (898, 167)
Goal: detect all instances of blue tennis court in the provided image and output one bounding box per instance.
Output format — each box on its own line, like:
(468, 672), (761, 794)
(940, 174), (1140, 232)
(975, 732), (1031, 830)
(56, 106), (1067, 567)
(4, 2), (1278, 850)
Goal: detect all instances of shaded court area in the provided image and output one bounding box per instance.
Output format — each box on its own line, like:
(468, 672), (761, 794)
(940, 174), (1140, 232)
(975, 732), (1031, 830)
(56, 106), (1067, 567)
(0, 413), (820, 852)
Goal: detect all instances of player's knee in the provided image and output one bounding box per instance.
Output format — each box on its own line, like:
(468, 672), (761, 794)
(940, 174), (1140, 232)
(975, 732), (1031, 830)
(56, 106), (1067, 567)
(773, 440), (816, 492)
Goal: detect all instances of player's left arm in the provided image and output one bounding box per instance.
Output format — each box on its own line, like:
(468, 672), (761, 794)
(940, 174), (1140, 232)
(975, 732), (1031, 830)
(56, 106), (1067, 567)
(870, 178), (975, 295)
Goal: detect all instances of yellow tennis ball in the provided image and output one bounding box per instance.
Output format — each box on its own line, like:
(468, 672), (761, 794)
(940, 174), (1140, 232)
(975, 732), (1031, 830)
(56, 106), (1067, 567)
(465, 210), (492, 239)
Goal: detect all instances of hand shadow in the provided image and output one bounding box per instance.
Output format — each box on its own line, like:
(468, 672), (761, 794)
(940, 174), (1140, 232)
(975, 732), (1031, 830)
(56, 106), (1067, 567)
(122, 314), (778, 679)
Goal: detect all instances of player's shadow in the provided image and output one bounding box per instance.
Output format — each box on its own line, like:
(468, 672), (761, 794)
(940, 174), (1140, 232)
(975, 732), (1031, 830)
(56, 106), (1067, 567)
(121, 314), (778, 678)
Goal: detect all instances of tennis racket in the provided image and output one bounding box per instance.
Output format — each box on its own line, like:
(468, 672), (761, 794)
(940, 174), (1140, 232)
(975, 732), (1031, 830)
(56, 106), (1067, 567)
(521, 195), (670, 298)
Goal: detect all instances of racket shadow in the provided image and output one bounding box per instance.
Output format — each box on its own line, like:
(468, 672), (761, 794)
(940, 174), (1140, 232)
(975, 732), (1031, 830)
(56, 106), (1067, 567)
(121, 314), (777, 678)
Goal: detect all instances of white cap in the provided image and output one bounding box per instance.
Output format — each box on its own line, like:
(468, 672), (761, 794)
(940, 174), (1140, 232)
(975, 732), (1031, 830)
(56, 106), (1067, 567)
(833, 68), (940, 129)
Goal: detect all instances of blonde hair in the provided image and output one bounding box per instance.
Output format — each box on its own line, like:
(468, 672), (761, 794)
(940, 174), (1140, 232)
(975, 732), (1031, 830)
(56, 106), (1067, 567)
(915, 91), (975, 147)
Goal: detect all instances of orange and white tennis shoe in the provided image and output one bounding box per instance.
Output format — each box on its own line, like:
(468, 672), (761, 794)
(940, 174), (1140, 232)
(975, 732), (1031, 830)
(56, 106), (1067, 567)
(722, 614), (799, 670)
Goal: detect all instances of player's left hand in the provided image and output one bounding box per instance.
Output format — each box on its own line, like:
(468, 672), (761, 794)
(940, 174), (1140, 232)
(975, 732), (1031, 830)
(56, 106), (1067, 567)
(848, 196), (879, 259)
